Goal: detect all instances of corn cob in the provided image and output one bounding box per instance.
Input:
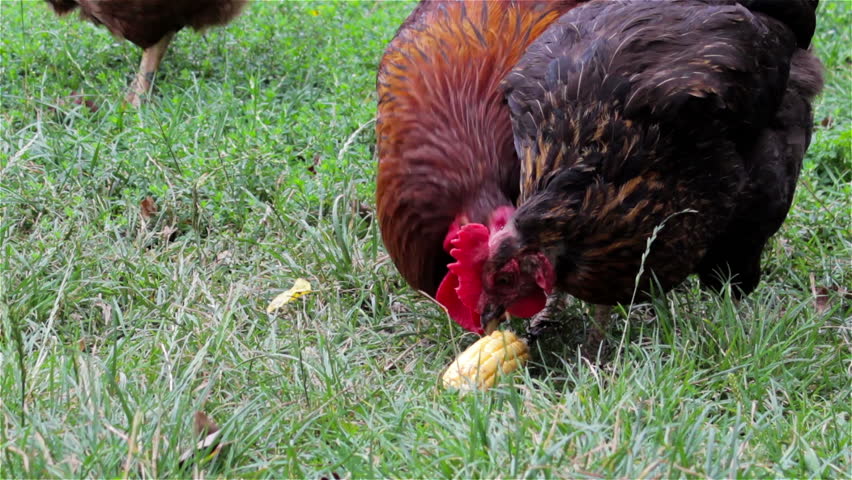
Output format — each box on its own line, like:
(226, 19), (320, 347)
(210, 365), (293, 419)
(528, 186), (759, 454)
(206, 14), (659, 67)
(442, 330), (529, 391)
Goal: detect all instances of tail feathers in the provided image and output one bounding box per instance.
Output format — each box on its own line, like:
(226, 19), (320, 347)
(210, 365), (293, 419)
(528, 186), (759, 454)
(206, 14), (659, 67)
(789, 49), (825, 100)
(737, 0), (818, 48)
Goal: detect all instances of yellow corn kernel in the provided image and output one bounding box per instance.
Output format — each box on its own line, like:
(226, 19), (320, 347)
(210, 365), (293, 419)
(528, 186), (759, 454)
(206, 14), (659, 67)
(442, 330), (529, 391)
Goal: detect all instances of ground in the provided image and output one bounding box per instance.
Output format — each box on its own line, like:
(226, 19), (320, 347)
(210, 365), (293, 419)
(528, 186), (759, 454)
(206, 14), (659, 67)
(0, 1), (849, 477)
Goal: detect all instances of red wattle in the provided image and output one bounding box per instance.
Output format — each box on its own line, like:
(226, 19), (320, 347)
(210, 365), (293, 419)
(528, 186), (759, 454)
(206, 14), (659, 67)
(436, 271), (483, 334)
(507, 290), (547, 318)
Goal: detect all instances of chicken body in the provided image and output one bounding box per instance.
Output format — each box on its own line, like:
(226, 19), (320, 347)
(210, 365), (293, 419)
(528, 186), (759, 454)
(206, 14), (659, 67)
(375, 0), (582, 331)
(473, 0), (823, 329)
(44, 0), (247, 105)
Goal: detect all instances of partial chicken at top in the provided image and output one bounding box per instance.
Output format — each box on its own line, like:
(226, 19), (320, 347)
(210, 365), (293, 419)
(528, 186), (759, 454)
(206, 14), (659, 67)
(44, 0), (248, 106)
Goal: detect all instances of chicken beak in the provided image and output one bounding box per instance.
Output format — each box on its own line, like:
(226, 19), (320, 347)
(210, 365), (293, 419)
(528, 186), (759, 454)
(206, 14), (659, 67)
(480, 304), (508, 335)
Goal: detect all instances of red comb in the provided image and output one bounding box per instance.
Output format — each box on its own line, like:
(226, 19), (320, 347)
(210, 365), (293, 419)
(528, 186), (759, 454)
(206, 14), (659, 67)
(436, 223), (489, 334)
(442, 220), (462, 253)
(447, 224), (490, 311)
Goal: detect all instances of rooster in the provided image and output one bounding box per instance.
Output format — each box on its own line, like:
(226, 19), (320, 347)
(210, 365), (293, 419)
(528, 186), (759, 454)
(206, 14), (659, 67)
(444, 0), (823, 344)
(376, 0), (587, 333)
(44, 0), (248, 106)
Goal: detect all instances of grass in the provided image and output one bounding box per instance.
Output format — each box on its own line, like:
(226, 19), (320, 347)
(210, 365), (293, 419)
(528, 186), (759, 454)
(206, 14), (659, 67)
(1, 0), (850, 477)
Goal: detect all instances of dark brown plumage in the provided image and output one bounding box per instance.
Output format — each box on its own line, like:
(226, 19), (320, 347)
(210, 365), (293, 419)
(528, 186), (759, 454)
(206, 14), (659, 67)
(472, 0), (823, 337)
(44, 0), (247, 105)
(375, 0), (583, 323)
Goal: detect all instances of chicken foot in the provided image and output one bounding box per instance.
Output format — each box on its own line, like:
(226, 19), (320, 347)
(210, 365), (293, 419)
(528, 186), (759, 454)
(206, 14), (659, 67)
(525, 297), (612, 360)
(526, 293), (569, 340)
(126, 32), (175, 107)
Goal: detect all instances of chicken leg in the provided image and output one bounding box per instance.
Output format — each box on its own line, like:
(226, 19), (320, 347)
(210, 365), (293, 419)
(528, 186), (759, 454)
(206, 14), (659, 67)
(582, 304), (612, 358)
(126, 32), (175, 107)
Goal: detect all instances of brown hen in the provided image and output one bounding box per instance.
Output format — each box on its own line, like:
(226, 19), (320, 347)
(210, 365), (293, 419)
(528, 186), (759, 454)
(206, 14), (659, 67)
(454, 0), (824, 343)
(44, 0), (247, 106)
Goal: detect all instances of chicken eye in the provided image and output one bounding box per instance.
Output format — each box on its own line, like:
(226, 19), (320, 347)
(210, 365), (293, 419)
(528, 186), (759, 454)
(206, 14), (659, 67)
(495, 274), (513, 288)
